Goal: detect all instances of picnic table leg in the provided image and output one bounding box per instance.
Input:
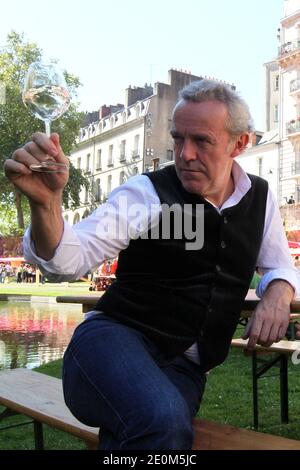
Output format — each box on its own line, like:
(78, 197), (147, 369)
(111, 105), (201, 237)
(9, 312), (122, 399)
(252, 351), (259, 429)
(280, 355), (289, 424)
(33, 420), (44, 450)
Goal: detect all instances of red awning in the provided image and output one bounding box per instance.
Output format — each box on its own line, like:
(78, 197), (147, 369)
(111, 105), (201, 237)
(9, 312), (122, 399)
(288, 241), (300, 249)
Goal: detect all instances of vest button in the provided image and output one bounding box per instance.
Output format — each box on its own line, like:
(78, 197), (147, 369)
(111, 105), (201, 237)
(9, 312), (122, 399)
(223, 216), (228, 224)
(221, 240), (226, 249)
(216, 264), (221, 272)
(208, 306), (213, 313)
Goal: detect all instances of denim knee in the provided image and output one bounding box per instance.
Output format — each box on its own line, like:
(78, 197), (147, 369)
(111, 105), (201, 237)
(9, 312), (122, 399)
(122, 391), (193, 450)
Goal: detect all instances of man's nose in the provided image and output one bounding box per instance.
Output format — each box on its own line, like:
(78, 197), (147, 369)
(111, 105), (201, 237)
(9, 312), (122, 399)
(180, 139), (197, 162)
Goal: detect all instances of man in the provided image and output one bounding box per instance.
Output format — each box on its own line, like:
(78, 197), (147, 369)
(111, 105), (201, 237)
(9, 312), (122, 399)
(5, 79), (300, 450)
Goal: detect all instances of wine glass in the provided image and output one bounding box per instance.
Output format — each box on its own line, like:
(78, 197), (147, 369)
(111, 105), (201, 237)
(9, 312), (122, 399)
(22, 61), (71, 173)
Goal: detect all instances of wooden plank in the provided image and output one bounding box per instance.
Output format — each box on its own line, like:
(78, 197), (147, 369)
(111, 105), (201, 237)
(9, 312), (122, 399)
(243, 290), (300, 314)
(0, 369), (99, 444)
(231, 338), (300, 354)
(56, 296), (100, 313)
(1, 369), (300, 450)
(193, 420), (300, 450)
(56, 289), (300, 315)
(56, 296), (100, 306)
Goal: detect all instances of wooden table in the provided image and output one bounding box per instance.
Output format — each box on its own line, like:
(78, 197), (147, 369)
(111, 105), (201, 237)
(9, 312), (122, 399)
(242, 290), (300, 316)
(56, 294), (102, 313)
(56, 289), (300, 316)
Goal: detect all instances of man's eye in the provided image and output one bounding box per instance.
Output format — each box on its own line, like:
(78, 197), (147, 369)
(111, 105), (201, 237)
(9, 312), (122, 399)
(196, 139), (209, 146)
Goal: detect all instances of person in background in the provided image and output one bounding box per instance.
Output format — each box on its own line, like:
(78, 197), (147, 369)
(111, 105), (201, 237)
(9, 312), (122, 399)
(5, 79), (300, 450)
(294, 255), (300, 271)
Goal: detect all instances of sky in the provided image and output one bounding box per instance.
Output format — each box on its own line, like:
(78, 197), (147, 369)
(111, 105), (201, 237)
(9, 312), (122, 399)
(0, 0), (285, 131)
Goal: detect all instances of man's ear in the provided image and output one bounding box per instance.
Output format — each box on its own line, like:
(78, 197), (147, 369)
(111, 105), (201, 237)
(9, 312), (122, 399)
(230, 133), (249, 158)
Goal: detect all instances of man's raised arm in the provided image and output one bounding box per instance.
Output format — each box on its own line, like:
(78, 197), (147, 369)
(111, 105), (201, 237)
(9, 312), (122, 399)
(4, 132), (69, 260)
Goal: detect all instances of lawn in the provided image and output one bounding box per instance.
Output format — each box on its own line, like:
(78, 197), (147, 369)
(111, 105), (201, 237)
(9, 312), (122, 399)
(1, 330), (300, 450)
(0, 281), (99, 297)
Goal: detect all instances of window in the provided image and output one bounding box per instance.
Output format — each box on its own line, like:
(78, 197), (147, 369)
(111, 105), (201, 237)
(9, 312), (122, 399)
(84, 187), (89, 203)
(274, 75), (279, 91)
(274, 104), (279, 123)
(94, 178), (101, 201)
(167, 149), (174, 161)
(77, 157), (81, 169)
(119, 171), (126, 185)
(86, 154), (91, 172)
(96, 149), (102, 170)
(107, 175), (112, 194)
(296, 185), (300, 203)
(120, 140), (126, 161)
(108, 145), (114, 166)
(258, 157), (263, 177)
(134, 135), (140, 157)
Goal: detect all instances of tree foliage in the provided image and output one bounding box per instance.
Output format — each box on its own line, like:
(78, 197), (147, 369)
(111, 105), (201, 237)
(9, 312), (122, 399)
(0, 31), (88, 235)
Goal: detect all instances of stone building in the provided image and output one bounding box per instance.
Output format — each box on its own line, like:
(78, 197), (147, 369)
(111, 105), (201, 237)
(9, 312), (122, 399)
(65, 69), (233, 224)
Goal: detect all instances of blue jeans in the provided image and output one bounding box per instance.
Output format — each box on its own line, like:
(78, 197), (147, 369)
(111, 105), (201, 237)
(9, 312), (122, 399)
(62, 313), (206, 450)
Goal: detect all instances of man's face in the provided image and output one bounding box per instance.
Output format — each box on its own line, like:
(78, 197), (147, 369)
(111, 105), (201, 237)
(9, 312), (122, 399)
(171, 100), (239, 198)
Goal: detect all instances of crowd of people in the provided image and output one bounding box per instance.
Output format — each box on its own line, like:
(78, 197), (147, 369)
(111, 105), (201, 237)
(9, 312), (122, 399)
(0, 262), (40, 284)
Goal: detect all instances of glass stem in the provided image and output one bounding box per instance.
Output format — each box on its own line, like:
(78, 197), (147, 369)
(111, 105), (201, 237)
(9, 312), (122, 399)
(45, 120), (51, 137)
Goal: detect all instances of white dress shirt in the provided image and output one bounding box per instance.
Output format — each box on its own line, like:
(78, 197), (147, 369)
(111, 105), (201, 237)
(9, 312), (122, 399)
(24, 161), (300, 363)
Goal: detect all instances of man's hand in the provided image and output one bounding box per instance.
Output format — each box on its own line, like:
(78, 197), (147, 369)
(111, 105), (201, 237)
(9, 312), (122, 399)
(295, 322), (300, 339)
(4, 132), (68, 260)
(242, 280), (294, 349)
(4, 132), (69, 208)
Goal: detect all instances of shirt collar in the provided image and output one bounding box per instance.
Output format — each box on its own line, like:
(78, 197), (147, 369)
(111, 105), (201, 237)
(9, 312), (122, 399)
(206, 160), (252, 212)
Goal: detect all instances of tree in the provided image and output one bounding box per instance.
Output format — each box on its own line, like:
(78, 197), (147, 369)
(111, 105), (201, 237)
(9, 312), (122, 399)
(0, 31), (88, 235)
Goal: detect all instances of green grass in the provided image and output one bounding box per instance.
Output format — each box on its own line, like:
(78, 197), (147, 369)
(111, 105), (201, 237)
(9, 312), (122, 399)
(0, 281), (98, 297)
(1, 341), (300, 449)
(198, 348), (300, 440)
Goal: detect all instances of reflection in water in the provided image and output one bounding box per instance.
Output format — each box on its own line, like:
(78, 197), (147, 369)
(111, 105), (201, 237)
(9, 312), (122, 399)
(0, 301), (83, 370)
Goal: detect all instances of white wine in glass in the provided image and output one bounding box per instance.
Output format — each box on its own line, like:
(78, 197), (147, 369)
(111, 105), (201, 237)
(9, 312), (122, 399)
(22, 61), (71, 173)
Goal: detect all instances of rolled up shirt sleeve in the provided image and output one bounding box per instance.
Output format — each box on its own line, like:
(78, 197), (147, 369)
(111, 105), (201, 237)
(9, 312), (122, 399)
(255, 187), (300, 298)
(23, 175), (161, 282)
(256, 269), (300, 298)
(23, 221), (85, 281)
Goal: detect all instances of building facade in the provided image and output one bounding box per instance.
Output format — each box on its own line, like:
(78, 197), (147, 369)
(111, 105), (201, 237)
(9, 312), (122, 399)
(277, 0), (300, 206)
(237, 0), (300, 212)
(236, 131), (278, 196)
(64, 69), (216, 224)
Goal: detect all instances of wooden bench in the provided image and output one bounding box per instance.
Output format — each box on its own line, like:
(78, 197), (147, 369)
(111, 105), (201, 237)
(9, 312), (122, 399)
(1, 369), (300, 450)
(231, 338), (300, 428)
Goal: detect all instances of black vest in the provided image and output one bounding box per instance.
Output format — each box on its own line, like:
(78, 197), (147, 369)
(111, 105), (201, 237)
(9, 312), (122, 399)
(95, 165), (268, 371)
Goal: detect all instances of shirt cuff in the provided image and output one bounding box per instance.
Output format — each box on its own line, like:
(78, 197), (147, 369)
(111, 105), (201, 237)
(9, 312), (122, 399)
(23, 221), (81, 275)
(256, 269), (300, 298)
